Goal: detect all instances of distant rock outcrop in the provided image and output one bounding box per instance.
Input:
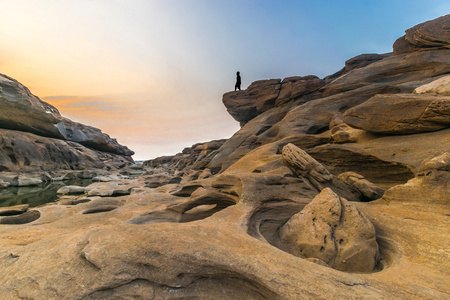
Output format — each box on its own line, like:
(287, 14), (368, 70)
(0, 73), (134, 175)
(279, 188), (380, 272)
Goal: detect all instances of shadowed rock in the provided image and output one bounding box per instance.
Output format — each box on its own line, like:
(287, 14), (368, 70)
(393, 14), (450, 54)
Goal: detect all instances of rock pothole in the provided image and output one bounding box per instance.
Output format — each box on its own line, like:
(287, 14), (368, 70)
(81, 199), (124, 215)
(128, 191), (237, 225)
(0, 209), (41, 224)
(249, 188), (385, 273)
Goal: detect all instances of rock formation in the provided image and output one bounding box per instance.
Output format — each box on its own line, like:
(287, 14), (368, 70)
(0, 73), (134, 183)
(0, 15), (449, 299)
(279, 188), (380, 273)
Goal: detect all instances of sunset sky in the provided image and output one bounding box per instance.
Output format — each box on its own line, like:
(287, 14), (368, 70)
(1, 1), (449, 160)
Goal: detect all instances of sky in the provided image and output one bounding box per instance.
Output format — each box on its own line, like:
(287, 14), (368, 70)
(0, 1), (449, 160)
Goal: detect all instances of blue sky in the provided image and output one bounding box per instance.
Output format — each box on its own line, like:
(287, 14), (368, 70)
(0, 1), (448, 160)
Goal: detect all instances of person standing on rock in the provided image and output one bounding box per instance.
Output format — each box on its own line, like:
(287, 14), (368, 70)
(235, 71), (241, 91)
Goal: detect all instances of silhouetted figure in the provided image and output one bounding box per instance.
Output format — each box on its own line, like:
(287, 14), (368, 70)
(235, 71), (241, 91)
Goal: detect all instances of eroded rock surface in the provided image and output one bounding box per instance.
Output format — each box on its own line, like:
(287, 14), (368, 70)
(0, 15), (449, 300)
(393, 14), (450, 54)
(343, 94), (450, 134)
(0, 73), (134, 174)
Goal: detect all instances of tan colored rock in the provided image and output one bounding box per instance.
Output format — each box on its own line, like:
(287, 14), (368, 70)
(324, 53), (392, 83)
(320, 49), (450, 97)
(223, 79), (281, 125)
(383, 152), (450, 204)
(60, 117), (134, 156)
(279, 188), (380, 272)
(0, 204), (29, 216)
(343, 94), (450, 134)
(86, 180), (135, 197)
(0, 129), (132, 173)
(275, 75), (323, 106)
(330, 113), (373, 143)
(56, 185), (87, 195)
(282, 143), (360, 201)
(414, 75), (450, 95)
(338, 172), (384, 201)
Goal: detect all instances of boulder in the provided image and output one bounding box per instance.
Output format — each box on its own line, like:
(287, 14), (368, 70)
(279, 188), (380, 272)
(393, 14), (450, 54)
(223, 77), (324, 126)
(414, 74), (450, 95)
(282, 143), (360, 201)
(56, 185), (87, 195)
(0, 179), (10, 188)
(86, 181), (134, 197)
(343, 94), (450, 134)
(338, 172), (385, 201)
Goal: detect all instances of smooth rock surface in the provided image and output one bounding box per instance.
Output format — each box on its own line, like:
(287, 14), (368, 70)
(343, 94), (450, 134)
(414, 74), (450, 95)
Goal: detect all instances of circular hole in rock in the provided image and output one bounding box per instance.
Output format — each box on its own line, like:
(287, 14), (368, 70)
(82, 205), (118, 214)
(180, 198), (235, 223)
(0, 210), (41, 224)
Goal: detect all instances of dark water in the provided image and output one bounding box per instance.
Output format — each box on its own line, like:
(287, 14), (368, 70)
(0, 179), (93, 208)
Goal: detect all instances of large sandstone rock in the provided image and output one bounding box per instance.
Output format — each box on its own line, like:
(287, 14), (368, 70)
(393, 14), (450, 54)
(275, 75), (323, 106)
(223, 79), (281, 125)
(279, 188), (380, 272)
(330, 113), (372, 143)
(343, 94), (450, 134)
(0, 128), (132, 173)
(282, 143), (360, 201)
(223, 76), (323, 126)
(320, 49), (450, 97)
(414, 74), (450, 95)
(0, 73), (64, 139)
(0, 73), (133, 159)
(60, 118), (134, 156)
(324, 53), (392, 83)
